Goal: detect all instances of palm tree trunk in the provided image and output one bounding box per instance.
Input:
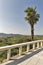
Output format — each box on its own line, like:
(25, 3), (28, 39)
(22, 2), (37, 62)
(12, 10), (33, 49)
(31, 24), (34, 40)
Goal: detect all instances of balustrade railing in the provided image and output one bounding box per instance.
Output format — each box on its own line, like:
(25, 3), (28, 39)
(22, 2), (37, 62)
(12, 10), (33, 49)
(0, 40), (43, 62)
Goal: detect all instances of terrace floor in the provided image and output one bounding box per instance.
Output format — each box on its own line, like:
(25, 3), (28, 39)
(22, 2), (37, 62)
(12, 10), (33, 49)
(1, 48), (43, 65)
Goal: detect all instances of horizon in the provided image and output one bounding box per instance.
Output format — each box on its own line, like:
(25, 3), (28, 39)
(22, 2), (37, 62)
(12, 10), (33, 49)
(0, 0), (43, 35)
(0, 33), (43, 36)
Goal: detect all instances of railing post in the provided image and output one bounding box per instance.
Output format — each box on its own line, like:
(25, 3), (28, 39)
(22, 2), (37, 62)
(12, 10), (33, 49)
(41, 42), (43, 47)
(19, 46), (22, 56)
(27, 45), (29, 52)
(37, 42), (39, 48)
(7, 49), (11, 61)
(33, 43), (35, 50)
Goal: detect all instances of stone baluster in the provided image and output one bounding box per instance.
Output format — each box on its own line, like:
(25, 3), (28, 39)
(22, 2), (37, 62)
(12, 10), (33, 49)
(27, 44), (29, 52)
(41, 42), (43, 47)
(37, 42), (39, 48)
(33, 43), (35, 50)
(19, 46), (22, 55)
(7, 49), (11, 61)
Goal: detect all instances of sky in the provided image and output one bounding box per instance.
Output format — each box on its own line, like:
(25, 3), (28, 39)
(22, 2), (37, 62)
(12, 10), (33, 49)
(0, 0), (43, 35)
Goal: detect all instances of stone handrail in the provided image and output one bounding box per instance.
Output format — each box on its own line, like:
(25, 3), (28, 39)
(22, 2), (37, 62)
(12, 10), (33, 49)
(0, 40), (43, 61)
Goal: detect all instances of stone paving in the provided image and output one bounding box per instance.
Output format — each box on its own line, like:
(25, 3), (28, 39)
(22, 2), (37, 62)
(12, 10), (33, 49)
(1, 48), (43, 65)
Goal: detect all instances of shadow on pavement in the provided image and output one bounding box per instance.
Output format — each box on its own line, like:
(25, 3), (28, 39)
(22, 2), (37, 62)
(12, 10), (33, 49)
(6, 48), (43, 65)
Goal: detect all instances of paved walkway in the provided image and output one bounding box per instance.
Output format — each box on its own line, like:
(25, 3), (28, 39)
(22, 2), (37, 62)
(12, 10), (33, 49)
(1, 48), (43, 65)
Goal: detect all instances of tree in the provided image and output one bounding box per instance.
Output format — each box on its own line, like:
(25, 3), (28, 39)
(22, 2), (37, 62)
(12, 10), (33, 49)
(25, 7), (40, 40)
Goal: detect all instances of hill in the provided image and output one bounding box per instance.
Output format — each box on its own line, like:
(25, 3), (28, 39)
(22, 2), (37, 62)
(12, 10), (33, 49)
(0, 33), (23, 37)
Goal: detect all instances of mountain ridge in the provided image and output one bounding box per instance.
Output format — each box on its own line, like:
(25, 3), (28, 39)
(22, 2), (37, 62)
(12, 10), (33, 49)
(0, 33), (43, 37)
(0, 33), (23, 37)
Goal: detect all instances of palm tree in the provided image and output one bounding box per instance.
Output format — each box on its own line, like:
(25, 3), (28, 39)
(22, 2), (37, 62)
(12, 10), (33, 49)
(25, 7), (40, 40)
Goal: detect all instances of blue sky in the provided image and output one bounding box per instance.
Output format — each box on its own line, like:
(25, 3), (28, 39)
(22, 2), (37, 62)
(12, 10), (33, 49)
(0, 0), (43, 35)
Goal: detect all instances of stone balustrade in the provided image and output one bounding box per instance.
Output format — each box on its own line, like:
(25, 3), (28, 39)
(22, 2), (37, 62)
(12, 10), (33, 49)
(0, 40), (43, 61)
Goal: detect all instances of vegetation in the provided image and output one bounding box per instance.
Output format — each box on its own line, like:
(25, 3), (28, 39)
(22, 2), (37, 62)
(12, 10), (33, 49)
(25, 7), (40, 40)
(0, 35), (43, 46)
(0, 36), (31, 46)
